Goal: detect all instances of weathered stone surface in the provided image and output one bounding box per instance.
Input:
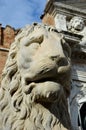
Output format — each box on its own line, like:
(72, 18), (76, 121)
(68, 16), (86, 49)
(56, 0), (86, 10)
(42, 0), (86, 27)
(0, 23), (72, 130)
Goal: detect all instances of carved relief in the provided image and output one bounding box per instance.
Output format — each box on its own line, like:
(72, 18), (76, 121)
(68, 16), (86, 47)
(68, 16), (85, 33)
(55, 14), (67, 32)
(0, 23), (72, 130)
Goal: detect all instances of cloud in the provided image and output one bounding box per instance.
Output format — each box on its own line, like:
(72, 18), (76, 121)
(0, 0), (46, 28)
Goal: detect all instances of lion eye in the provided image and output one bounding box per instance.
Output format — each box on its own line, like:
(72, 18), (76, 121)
(24, 35), (44, 46)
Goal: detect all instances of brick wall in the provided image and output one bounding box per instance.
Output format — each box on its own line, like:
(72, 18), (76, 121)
(0, 50), (8, 82)
(3, 25), (16, 48)
(41, 13), (55, 26)
(0, 24), (19, 82)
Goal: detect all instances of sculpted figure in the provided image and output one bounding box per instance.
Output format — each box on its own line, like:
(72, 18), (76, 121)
(68, 16), (85, 33)
(68, 16), (86, 46)
(0, 23), (72, 130)
(55, 14), (67, 32)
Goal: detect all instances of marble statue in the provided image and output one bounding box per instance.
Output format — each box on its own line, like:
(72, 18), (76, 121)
(68, 16), (86, 46)
(68, 16), (85, 33)
(0, 23), (72, 130)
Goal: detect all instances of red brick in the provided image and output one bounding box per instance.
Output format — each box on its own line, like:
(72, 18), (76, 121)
(41, 13), (55, 26)
(0, 25), (19, 82)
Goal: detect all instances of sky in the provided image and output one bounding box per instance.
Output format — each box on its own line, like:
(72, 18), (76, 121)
(0, 0), (46, 29)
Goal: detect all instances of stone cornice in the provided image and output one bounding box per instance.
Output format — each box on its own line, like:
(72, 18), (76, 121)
(53, 2), (86, 20)
(72, 63), (86, 82)
(62, 30), (83, 44)
(43, 1), (86, 60)
(61, 31), (86, 61)
(44, 1), (86, 21)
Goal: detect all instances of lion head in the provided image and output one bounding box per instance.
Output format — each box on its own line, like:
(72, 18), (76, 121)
(68, 16), (85, 32)
(0, 23), (71, 130)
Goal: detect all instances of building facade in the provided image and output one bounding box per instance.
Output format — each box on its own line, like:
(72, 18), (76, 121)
(41, 0), (86, 129)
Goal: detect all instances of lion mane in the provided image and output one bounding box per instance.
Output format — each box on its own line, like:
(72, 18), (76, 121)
(0, 23), (71, 130)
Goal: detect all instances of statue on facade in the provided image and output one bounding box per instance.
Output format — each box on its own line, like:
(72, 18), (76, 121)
(68, 16), (86, 46)
(55, 14), (67, 32)
(68, 16), (85, 33)
(0, 23), (72, 130)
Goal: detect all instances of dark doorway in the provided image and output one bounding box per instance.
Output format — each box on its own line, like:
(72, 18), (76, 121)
(80, 103), (86, 129)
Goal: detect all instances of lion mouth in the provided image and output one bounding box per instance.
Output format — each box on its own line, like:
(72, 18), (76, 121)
(23, 77), (63, 103)
(25, 76), (58, 85)
(24, 77), (58, 92)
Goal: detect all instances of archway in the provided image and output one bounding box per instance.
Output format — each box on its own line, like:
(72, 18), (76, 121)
(80, 103), (86, 129)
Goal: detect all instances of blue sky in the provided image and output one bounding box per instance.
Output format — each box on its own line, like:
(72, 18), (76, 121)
(0, 0), (46, 28)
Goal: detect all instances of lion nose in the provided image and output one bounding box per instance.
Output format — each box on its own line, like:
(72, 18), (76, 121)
(50, 55), (68, 66)
(58, 57), (69, 67)
(50, 55), (70, 74)
(58, 57), (70, 74)
(23, 55), (70, 84)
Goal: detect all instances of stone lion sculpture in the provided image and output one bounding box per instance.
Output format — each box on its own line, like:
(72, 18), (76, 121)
(0, 23), (72, 130)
